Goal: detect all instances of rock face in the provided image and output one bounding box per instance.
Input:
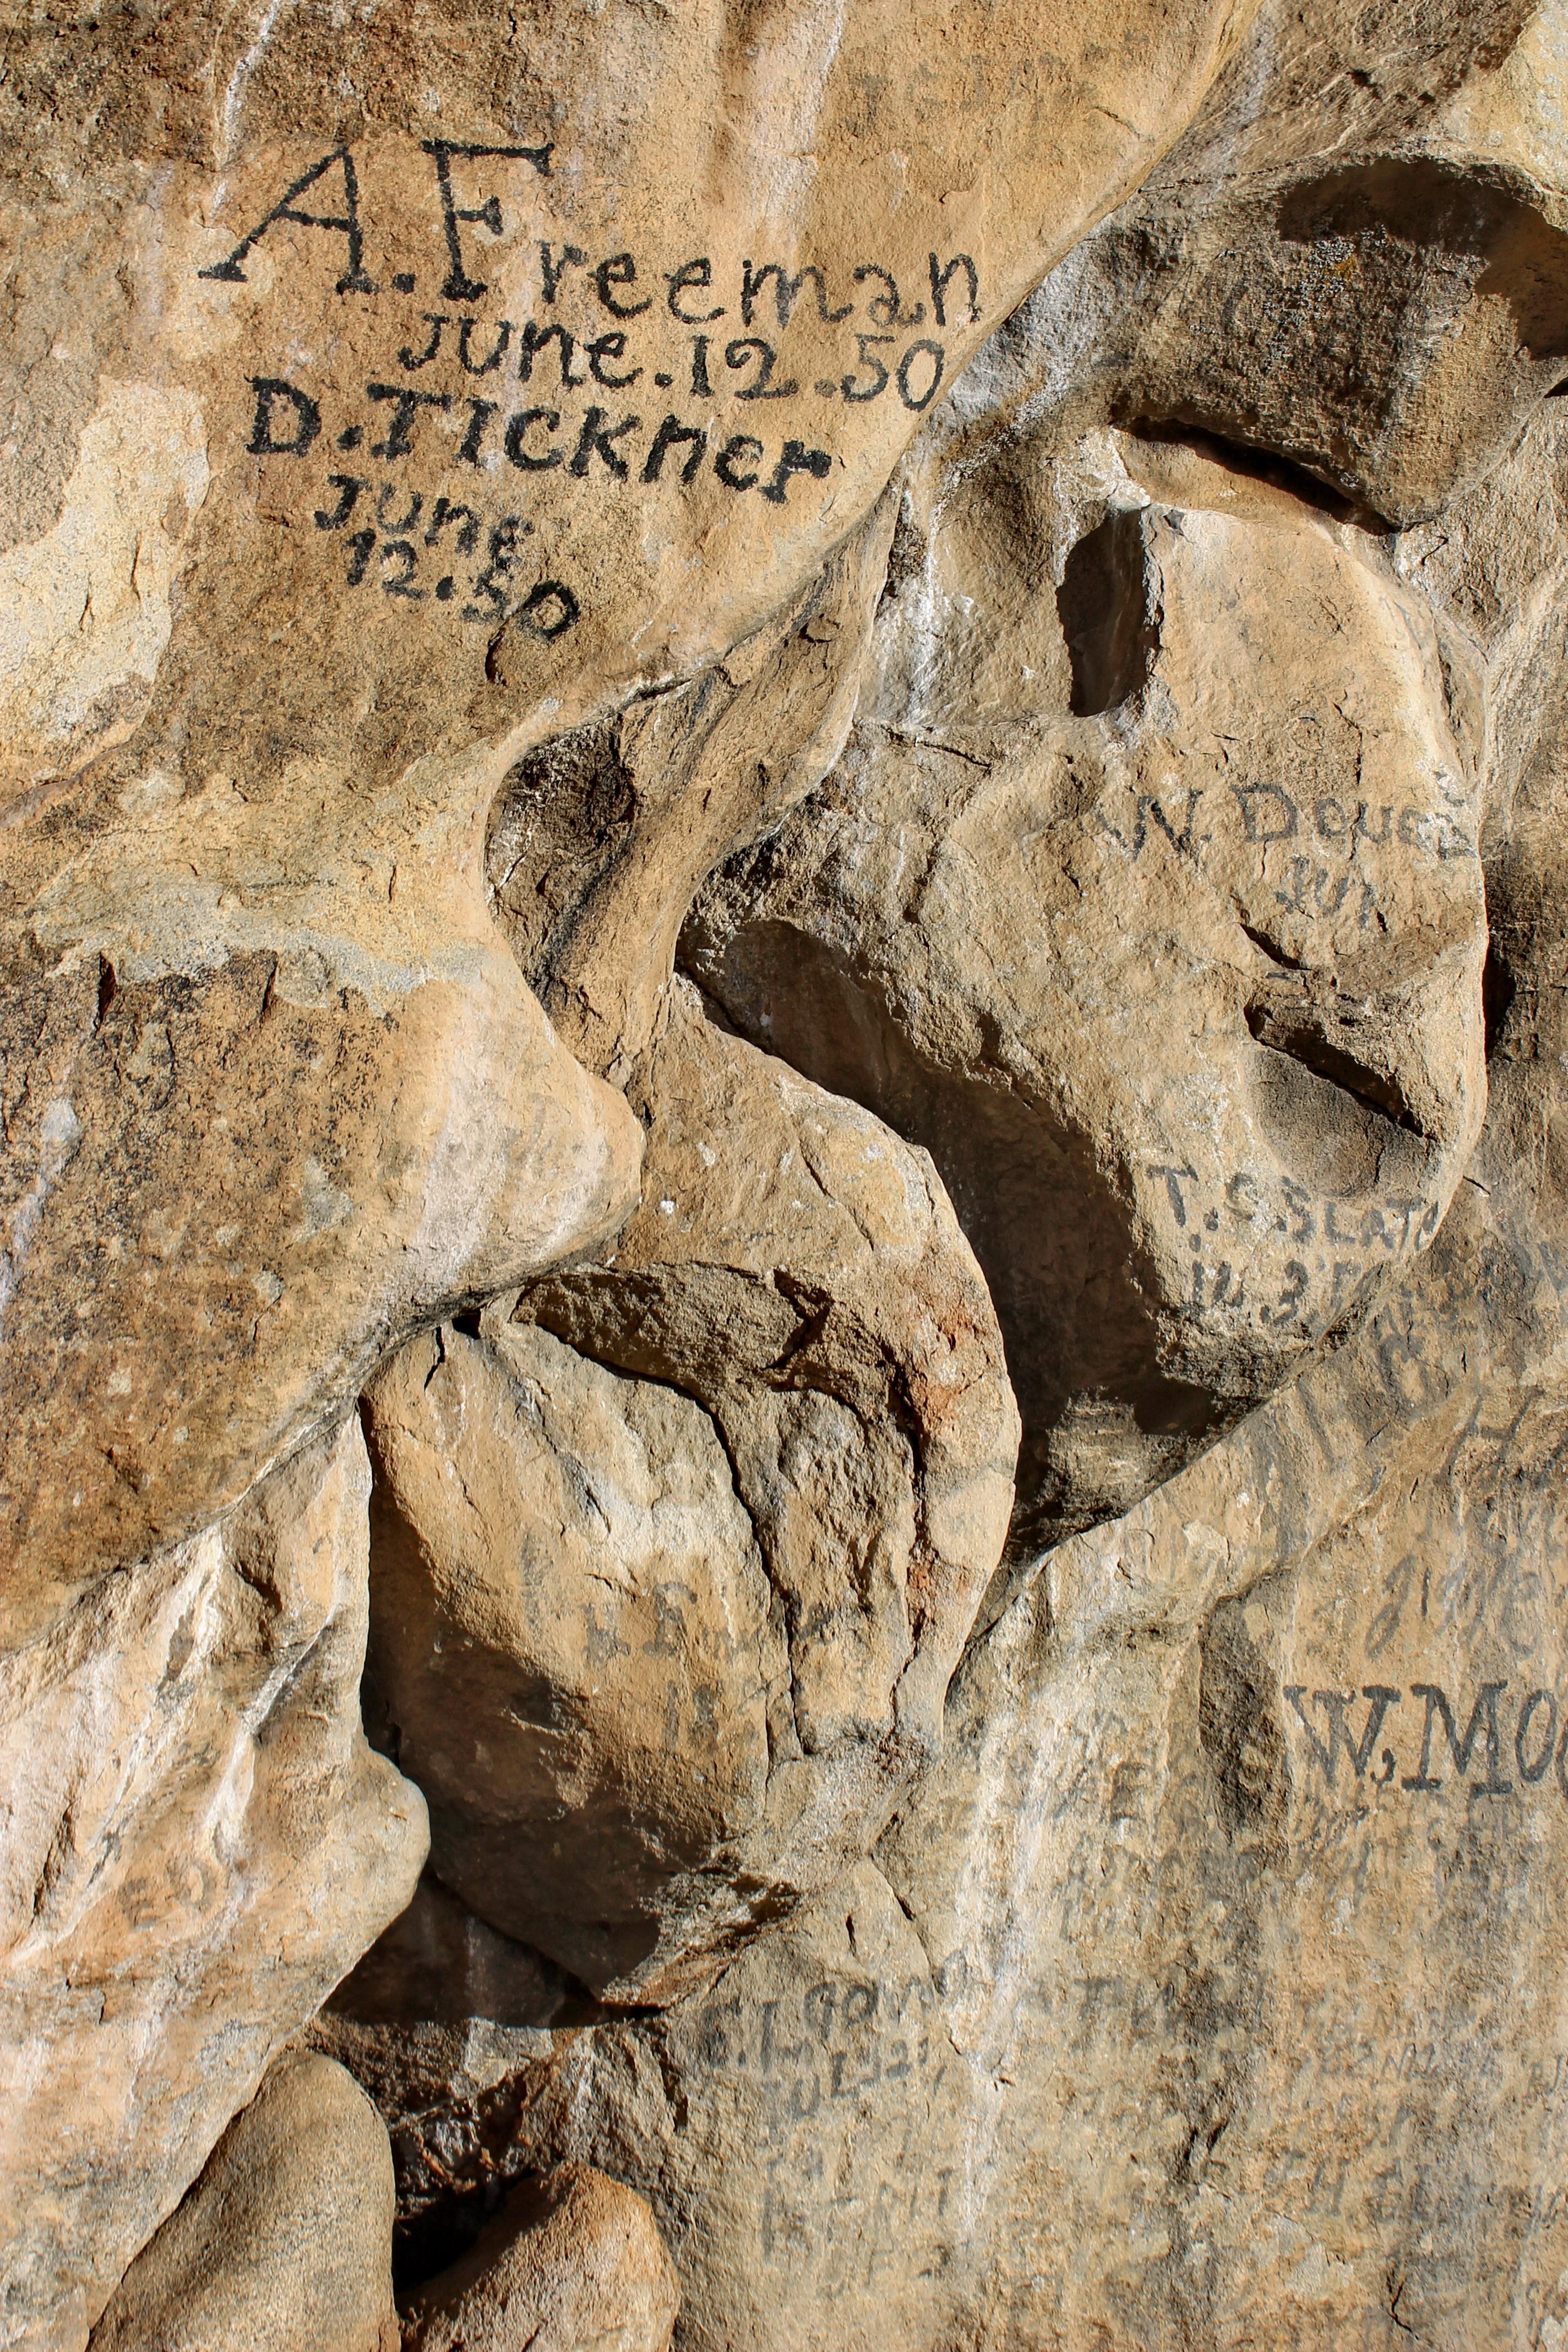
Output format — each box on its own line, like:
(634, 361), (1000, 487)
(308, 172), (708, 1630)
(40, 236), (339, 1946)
(0, 1417), (427, 2351)
(363, 981), (1017, 1997)
(1034, 0), (1568, 528)
(487, 1112), (1568, 2352)
(402, 2164), (678, 2352)
(9, 0), (1568, 2346)
(2, 821), (644, 1645)
(487, 491), (901, 1084)
(684, 422), (1489, 1553)
(88, 2051), (400, 2352)
(0, 0), (1257, 1631)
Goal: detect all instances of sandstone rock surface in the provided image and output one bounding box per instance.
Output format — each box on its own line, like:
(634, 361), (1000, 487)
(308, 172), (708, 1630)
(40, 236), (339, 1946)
(363, 981), (1017, 1997)
(685, 418), (1488, 1558)
(488, 491), (900, 1084)
(88, 2051), (399, 2352)
(0, 1417), (426, 2351)
(8, 0), (1568, 2345)
(286, 10), (1568, 2350)
(491, 1110), (1568, 2351)
(402, 2164), (678, 2352)
(0, 0), (1257, 1627)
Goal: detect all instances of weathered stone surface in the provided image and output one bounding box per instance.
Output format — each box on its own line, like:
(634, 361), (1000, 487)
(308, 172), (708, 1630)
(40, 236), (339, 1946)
(355, 1064), (1568, 2349)
(685, 424), (1487, 1555)
(0, 0), (1256, 1630)
(943, 0), (1568, 525)
(363, 980), (1017, 1996)
(300, 13), (1568, 2347)
(0, 0), (1260, 752)
(0, 776), (644, 1645)
(319, 171), (1568, 2347)
(0, 1416), (427, 2351)
(488, 488), (899, 1084)
(12, 0), (1568, 2344)
(89, 2051), (399, 2352)
(402, 2163), (678, 2352)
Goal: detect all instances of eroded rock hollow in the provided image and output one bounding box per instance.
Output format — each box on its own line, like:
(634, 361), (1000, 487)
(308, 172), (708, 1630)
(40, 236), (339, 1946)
(4, 0), (1568, 2343)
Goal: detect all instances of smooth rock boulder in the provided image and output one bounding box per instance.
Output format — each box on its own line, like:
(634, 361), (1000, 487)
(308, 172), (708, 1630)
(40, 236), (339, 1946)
(89, 2052), (399, 2352)
(363, 980), (1018, 1997)
(402, 2164), (678, 2352)
(0, 1417), (428, 2351)
(518, 985), (1021, 1754)
(364, 1311), (782, 1998)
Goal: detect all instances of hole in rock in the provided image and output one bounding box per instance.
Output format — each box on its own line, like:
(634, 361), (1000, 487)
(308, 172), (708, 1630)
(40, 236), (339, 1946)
(321, 1869), (668, 2295)
(1482, 933), (1518, 1059)
(325, 1869), (583, 2033)
(1199, 1597), (1288, 1848)
(485, 720), (636, 992)
(1239, 922), (1305, 972)
(395, 2176), (511, 2296)
(1055, 505), (1160, 716)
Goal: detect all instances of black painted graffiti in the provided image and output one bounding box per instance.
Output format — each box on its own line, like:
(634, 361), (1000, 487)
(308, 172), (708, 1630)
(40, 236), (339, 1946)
(1284, 1679), (1568, 1799)
(692, 1971), (942, 2139)
(202, 141), (976, 329)
(203, 146), (974, 422)
(248, 373), (836, 507)
(1231, 782), (1475, 864)
(200, 145), (382, 293)
(214, 149), (984, 641)
(1148, 1166), (1440, 1249)
(203, 140), (553, 295)
(1145, 1161), (1441, 1330)
(1094, 780), (1477, 892)
(398, 311), (946, 415)
(310, 471), (576, 630)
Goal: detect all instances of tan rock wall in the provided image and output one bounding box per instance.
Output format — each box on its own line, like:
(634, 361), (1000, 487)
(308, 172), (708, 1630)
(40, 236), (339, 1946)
(0, 1418), (426, 2349)
(4, 0), (1568, 2345)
